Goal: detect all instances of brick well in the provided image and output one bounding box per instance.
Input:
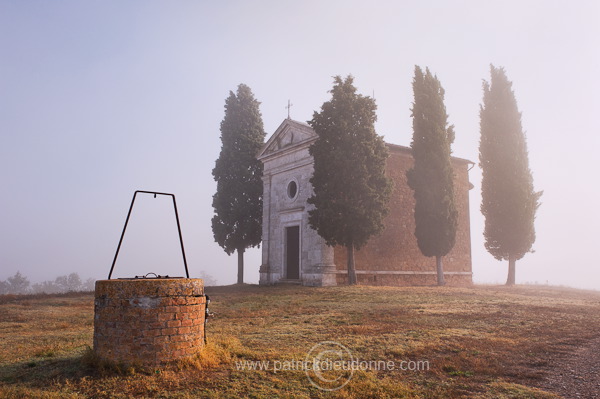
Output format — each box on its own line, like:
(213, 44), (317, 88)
(93, 278), (205, 366)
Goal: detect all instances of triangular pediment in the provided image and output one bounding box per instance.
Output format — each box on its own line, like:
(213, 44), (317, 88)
(258, 119), (317, 159)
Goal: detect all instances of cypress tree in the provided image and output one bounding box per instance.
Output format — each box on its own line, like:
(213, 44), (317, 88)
(407, 66), (458, 286)
(212, 84), (266, 284)
(479, 65), (542, 286)
(308, 75), (392, 285)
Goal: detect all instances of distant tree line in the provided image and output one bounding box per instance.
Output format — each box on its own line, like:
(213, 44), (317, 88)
(0, 270), (220, 295)
(0, 272), (95, 295)
(198, 271), (218, 287)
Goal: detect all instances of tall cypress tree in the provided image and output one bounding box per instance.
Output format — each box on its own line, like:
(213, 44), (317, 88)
(407, 66), (458, 286)
(212, 84), (266, 284)
(479, 65), (542, 286)
(308, 75), (392, 285)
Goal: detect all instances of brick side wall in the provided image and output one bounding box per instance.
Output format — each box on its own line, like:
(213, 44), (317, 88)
(93, 279), (205, 366)
(334, 147), (473, 286)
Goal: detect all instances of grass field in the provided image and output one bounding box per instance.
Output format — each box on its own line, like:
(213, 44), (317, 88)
(1, 284), (600, 398)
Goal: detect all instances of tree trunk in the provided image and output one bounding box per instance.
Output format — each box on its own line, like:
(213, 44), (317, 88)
(436, 255), (446, 286)
(347, 245), (357, 285)
(506, 255), (516, 286)
(237, 248), (245, 285)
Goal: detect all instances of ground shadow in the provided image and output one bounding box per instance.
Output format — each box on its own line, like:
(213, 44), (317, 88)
(0, 355), (93, 387)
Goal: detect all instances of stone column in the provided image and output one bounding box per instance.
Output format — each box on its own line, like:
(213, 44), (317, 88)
(259, 174), (272, 285)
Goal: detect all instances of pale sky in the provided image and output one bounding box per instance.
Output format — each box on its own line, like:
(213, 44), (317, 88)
(1, 1), (599, 289)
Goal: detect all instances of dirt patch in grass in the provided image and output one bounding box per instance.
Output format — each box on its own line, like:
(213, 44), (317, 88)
(1, 285), (599, 398)
(535, 335), (600, 399)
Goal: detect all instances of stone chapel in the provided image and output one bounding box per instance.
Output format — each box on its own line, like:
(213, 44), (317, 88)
(258, 118), (473, 286)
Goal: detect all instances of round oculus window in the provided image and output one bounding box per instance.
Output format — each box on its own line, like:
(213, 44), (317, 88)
(287, 181), (298, 199)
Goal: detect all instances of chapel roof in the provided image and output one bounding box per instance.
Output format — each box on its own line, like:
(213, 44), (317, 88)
(259, 119), (474, 165)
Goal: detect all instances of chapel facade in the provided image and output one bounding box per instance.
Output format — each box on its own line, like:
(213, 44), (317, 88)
(258, 119), (473, 286)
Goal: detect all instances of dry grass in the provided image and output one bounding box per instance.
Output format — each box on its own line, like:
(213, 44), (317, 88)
(1, 284), (600, 398)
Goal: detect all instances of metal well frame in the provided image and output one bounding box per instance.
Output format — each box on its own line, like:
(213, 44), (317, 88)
(107, 190), (190, 279)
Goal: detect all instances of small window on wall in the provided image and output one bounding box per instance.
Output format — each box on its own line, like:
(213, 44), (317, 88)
(287, 180), (298, 200)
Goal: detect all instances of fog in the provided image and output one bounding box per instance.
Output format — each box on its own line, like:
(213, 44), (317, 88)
(1, 1), (599, 289)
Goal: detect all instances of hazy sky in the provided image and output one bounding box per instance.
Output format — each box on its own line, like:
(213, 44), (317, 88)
(1, 1), (599, 289)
